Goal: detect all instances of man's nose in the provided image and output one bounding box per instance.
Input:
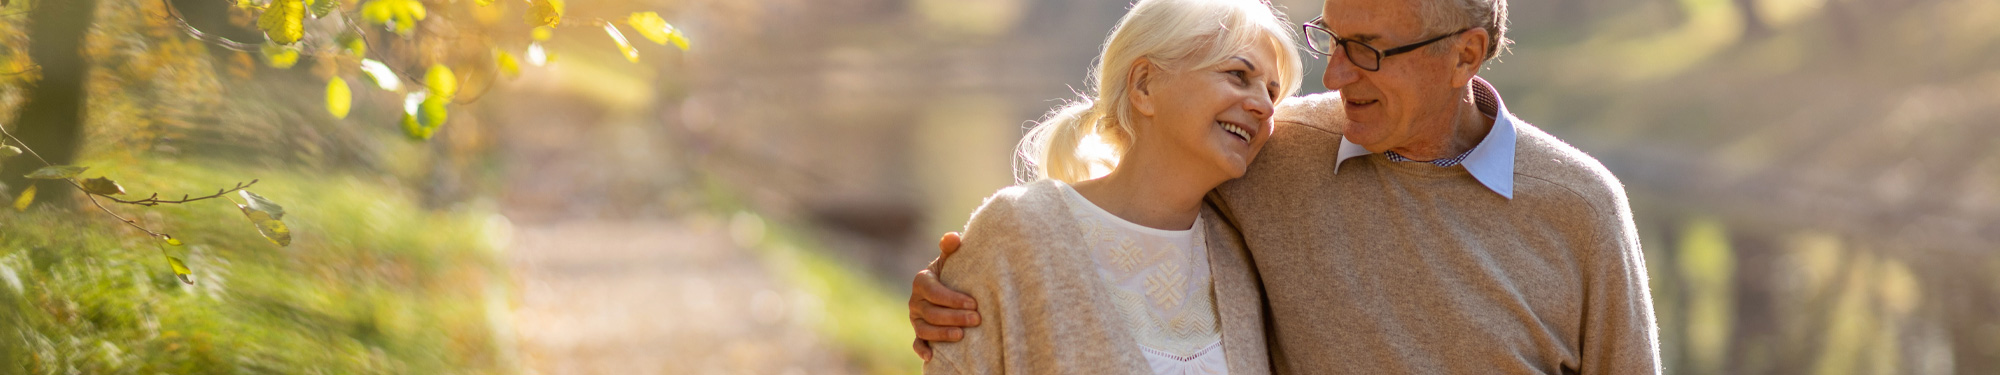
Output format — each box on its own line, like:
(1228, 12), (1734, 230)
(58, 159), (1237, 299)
(1322, 53), (1360, 92)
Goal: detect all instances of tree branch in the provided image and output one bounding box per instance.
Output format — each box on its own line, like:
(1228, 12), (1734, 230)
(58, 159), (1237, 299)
(103, 179), (258, 206)
(160, 0), (260, 52)
(1, 123), (257, 240)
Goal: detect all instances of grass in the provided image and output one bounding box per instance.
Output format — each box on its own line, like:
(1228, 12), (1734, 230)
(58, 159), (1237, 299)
(0, 158), (513, 374)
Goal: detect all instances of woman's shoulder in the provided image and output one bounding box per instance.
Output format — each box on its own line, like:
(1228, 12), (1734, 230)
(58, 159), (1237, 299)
(962, 179), (1075, 234)
(946, 180), (1087, 276)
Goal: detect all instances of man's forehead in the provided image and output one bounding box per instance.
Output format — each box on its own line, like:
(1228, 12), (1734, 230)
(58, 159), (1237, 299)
(1319, 0), (1424, 42)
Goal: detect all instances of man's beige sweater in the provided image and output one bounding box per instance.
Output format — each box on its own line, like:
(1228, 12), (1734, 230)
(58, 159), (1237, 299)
(925, 180), (1272, 375)
(1206, 92), (1661, 374)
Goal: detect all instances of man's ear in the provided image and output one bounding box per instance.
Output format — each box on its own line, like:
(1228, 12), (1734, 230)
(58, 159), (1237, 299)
(1128, 59), (1159, 117)
(1452, 28), (1490, 84)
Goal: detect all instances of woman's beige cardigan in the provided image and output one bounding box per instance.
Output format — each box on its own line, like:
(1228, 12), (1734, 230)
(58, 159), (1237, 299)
(923, 180), (1271, 375)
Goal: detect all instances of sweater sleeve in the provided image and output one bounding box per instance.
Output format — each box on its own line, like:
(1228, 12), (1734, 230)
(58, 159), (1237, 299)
(923, 185), (1146, 375)
(1577, 178), (1663, 375)
(924, 191), (1029, 375)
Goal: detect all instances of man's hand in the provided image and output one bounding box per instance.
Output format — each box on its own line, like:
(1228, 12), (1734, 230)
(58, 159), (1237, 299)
(909, 232), (981, 362)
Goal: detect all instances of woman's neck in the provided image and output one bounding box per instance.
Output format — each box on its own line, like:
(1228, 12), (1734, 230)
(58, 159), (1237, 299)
(1068, 153), (1218, 231)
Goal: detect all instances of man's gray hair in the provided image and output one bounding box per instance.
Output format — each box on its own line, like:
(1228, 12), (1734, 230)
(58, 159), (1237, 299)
(1419, 0), (1511, 61)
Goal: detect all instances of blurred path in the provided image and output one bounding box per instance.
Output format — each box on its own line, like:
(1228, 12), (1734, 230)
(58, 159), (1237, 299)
(508, 220), (856, 375)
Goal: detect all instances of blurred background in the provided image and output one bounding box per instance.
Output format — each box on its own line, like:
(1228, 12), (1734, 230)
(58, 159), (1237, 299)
(0, 0), (1996, 374)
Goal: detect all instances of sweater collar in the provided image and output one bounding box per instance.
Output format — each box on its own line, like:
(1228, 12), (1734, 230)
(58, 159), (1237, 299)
(1334, 76), (1517, 199)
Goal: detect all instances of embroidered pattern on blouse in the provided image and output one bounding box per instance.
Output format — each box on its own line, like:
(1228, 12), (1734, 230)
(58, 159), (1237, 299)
(1065, 195), (1225, 360)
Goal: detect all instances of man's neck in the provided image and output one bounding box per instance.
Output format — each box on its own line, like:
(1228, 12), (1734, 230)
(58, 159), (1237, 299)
(1388, 91), (1495, 161)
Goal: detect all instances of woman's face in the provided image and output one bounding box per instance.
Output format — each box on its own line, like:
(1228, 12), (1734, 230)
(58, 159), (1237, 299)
(1129, 39), (1283, 181)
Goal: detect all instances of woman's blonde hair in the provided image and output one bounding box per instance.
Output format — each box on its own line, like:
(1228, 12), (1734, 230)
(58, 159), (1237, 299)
(1016, 0), (1304, 183)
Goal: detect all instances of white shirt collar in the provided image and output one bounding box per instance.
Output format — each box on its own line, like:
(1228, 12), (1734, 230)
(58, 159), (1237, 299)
(1334, 77), (1518, 199)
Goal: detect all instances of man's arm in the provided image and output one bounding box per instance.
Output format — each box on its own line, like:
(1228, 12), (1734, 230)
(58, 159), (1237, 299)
(909, 232), (982, 361)
(1578, 186), (1662, 374)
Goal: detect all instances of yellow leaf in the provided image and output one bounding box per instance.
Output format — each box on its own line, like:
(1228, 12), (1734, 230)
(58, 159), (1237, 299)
(361, 0), (426, 34)
(523, 0), (563, 27)
(625, 12), (688, 50)
(24, 165), (86, 179)
(163, 235), (183, 246)
(401, 112), (432, 140)
(12, 185), (33, 211)
(604, 24), (639, 63)
(531, 26), (553, 41)
(340, 32), (367, 59)
(496, 50), (521, 78)
(327, 78), (352, 119)
(667, 32), (689, 51)
(262, 43), (301, 69)
(80, 177), (124, 195)
(166, 256), (194, 285)
(425, 64), (457, 99)
(627, 12), (673, 45)
(237, 191), (292, 246)
(418, 96), (448, 128)
(257, 0), (305, 45)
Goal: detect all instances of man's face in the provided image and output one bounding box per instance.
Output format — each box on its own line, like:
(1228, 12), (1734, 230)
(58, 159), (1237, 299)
(1319, 0), (1471, 153)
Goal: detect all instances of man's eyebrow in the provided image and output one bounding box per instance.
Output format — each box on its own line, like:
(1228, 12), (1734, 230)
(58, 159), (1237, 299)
(1345, 33), (1381, 43)
(1232, 56), (1258, 72)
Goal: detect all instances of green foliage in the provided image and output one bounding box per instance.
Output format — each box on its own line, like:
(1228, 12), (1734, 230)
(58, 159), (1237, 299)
(0, 160), (512, 374)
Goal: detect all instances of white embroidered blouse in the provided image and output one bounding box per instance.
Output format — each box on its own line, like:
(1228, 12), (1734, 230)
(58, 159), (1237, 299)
(1056, 182), (1229, 375)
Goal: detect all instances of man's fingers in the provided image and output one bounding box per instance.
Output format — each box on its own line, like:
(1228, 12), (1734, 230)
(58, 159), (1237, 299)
(918, 300), (981, 327)
(916, 269), (977, 310)
(913, 338), (933, 362)
(938, 232), (962, 259)
(913, 320), (966, 342)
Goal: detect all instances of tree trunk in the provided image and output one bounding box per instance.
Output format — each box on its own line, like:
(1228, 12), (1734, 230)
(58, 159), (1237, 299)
(3, 0), (99, 206)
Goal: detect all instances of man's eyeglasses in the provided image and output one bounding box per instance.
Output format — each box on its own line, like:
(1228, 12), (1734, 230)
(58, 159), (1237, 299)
(1302, 17), (1473, 72)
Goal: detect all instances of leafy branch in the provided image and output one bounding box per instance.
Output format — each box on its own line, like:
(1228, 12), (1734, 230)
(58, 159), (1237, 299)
(104, 179), (258, 206)
(2, 123), (291, 284)
(156, 0), (691, 140)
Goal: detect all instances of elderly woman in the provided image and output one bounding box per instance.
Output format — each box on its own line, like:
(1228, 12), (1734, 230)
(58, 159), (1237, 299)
(921, 0), (1303, 374)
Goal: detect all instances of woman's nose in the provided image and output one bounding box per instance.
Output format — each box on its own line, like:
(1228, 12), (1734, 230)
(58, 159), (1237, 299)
(1245, 88), (1274, 119)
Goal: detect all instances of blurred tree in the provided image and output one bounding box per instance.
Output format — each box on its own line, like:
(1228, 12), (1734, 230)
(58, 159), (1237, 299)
(1, 0), (97, 204)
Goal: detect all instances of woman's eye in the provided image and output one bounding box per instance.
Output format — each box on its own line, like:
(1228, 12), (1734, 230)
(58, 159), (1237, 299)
(1228, 70), (1249, 84)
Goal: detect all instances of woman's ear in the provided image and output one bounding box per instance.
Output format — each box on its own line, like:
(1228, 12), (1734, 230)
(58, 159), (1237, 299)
(1128, 59), (1159, 117)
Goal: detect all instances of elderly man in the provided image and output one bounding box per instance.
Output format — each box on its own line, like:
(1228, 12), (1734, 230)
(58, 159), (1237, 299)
(908, 0), (1661, 373)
